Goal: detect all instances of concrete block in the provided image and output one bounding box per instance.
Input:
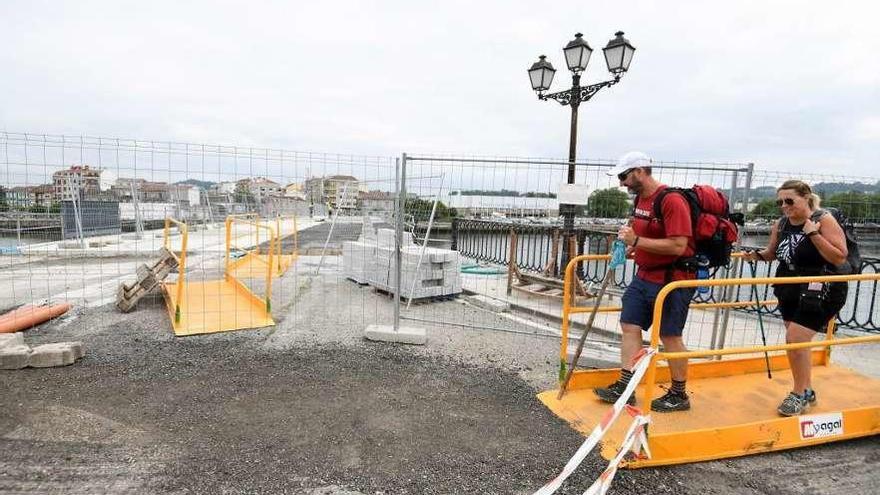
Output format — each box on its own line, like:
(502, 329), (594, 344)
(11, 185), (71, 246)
(63, 341), (85, 360)
(0, 333), (25, 350)
(27, 343), (77, 368)
(363, 324), (427, 345)
(469, 295), (510, 313)
(0, 345), (31, 370)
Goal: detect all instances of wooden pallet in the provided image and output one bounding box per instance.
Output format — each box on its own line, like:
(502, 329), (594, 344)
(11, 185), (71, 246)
(115, 248), (179, 312)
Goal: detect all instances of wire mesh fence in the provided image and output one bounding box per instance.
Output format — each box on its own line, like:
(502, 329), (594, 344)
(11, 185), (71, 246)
(0, 132), (399, 338)
(1, 131), (878, 373)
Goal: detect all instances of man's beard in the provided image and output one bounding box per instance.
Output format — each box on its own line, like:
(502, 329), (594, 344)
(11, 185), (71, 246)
(627, 181), (643, 195)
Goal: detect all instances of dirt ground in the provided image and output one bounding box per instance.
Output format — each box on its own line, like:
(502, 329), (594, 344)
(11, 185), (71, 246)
(1, 250), (878, 494)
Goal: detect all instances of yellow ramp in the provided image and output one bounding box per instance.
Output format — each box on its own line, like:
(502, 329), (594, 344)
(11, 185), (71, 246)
(163, 279), (274, 336)
(228, 251), (296, 279)
(539, 354), (880, 468)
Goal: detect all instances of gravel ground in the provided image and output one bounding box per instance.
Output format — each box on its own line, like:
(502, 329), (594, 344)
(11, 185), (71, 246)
(1, 246), (878, 494)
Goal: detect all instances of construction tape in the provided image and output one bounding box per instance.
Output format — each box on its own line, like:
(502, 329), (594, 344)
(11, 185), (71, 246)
(582, 409), (651, 495)
(533, 348), (656, 495)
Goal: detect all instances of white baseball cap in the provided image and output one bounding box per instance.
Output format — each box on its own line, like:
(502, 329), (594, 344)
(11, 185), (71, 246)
(606, 151), (652, 178)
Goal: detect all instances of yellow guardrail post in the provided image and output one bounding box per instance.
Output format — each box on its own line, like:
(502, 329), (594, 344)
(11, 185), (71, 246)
(560, 253), (613, 381)
(225, 217), (232, 282)
(226, 215), (275, 314)
(164, 217), (188, 324)
(276, 215), (283, 272)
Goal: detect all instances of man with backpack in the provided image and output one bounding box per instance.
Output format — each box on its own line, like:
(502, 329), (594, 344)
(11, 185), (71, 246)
(593, 151), (697, 412)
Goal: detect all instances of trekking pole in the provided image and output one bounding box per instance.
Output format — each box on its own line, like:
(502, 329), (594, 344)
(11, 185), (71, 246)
(557, 239), (627, 399)
(747, 253), (772, 379)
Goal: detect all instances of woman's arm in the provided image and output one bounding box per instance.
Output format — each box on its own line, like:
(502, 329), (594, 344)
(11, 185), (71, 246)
(747, 219), (780, 262)
(804, 213), (848, 266)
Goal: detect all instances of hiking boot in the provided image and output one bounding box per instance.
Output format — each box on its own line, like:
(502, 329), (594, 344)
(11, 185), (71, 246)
(650, 389), (690, 412)
(594, 380), (635, 405)
(778, 392), (810, 417)
(804, 389), (817, 405)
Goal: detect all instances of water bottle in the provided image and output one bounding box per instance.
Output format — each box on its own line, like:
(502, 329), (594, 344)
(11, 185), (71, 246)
(696, 255), (710, 294)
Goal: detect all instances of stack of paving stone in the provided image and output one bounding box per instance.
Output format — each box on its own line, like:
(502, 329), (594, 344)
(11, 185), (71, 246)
(343, 227), (461, 301)
(0, 332), (84, 370)
(116, 247), (179, 312)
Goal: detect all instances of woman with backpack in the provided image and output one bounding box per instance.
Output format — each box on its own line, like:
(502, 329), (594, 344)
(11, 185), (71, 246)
(745, 179), (849, 416)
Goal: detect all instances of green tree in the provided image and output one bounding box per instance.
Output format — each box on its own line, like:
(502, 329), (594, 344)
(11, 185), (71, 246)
(586, 188), (630, 218)
(749, 198), (779, 219)
(823, 191), (880, 222)
(234, 182), (255, 204)
(405, 197), (456, 220)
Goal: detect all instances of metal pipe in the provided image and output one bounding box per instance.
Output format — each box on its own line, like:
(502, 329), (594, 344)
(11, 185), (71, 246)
(394, 155), (406, 333)
(406, 173), (444, 309)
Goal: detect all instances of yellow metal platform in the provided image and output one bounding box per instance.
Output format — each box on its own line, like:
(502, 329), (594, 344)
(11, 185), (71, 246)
(540, 352), (880, 468)
(160, 216), (275, 336)
(228, 251), (296, 279)
(549, 255), (880, 468)
(162, 278), (274, 336)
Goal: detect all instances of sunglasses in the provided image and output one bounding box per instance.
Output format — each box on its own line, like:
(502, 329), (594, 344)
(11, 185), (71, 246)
(775, 198), (795, 207)
(617, 168), (634, 181)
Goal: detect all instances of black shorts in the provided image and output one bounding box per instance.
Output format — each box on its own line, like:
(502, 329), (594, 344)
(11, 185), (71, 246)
(773, 281), (848, 332)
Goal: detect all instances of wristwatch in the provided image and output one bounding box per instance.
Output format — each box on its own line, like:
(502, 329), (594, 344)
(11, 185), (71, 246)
(806, 231), (818, 237)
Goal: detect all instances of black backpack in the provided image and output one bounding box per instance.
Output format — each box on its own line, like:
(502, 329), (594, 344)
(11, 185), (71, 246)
(780, 207), (861, 274)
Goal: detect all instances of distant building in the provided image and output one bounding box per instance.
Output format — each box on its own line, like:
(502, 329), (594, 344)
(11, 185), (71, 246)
(284, 182), (306, 200)
(52, 165), (115, 201)
(112, 178), (174, 202)
(444, 194), (558, 218)
(6, 185), (55, 208)
(359, 190), (395, 213)
(235, 177), (282, 202)
(169, 184), (201, 205)
(214, 181), (237, 194)
(305, 175), (359, 209)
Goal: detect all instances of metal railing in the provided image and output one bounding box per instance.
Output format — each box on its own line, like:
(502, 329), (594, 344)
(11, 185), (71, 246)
(225, 216), (275, 313)
(454, 219), (880, 331)
(163, 217), (188, 323)
(644, 273), (880, 406)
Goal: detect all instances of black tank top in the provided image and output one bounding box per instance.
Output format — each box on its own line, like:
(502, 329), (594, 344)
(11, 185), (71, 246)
(774, 214), (832, 276)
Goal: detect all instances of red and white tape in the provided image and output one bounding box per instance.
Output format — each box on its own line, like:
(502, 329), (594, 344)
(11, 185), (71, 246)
(533, 348), (655, 495)
(582, 407), (651, 495)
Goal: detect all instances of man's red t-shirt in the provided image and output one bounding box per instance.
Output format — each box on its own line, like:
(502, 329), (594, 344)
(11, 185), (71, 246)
(632, 186), (696, 284)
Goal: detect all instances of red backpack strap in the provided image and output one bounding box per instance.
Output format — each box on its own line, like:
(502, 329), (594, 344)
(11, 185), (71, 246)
(652, 187), (697, 227)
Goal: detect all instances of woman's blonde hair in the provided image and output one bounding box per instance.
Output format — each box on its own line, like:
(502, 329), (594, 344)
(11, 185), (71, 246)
(778, 179), (821, 210)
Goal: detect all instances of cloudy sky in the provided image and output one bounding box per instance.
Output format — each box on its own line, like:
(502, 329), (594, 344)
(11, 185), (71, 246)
(1, 0), (878, 177)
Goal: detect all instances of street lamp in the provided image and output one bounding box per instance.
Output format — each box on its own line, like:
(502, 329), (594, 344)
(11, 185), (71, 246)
(528, 31), (635, 273)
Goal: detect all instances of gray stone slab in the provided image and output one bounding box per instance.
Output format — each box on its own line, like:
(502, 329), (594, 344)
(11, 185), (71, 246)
(468, 295), (510, 313)
(363, 324), (427, 345)
(0, 345), (31, 370)
(27, 343), (76, 368)
(0, 332), (25, 350)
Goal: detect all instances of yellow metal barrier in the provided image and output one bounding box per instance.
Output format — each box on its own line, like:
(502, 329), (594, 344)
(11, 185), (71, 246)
(163, 217), (188, 324)
(225, 216), (275, 311)
(160, 216), (275, 336)
(645, 272), (880, 403)
(227, 214), (298, 278)
(545, 252), (880, 468)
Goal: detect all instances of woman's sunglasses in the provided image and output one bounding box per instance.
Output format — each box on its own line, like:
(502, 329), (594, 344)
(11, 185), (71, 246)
(775, 198), (795, 207)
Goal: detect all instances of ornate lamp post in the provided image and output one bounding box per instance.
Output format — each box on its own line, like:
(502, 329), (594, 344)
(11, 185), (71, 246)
(529, 31), (635, 272)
